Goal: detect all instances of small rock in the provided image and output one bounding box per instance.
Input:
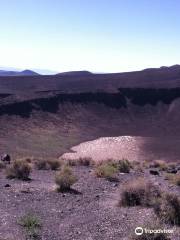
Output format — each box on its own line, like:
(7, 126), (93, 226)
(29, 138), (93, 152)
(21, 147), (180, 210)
(112, 183), (118, 187)
(149, 169), (159, 175)
(1, 153), (11, 164)
(4, 184), (11, 188)
(176, 165), (180, 171)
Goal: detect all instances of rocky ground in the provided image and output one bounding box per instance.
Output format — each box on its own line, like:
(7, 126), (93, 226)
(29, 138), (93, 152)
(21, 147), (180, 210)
(1, 66), (180, 240)
(0, 164), (179, 240)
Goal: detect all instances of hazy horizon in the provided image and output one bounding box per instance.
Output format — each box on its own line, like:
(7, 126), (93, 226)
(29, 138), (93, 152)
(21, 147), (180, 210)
(1, 0), (180, 73)
(1, 63), (180, 75)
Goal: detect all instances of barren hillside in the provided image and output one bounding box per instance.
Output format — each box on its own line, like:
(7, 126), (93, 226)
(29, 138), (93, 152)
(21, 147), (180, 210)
(0, 88), (180, 160)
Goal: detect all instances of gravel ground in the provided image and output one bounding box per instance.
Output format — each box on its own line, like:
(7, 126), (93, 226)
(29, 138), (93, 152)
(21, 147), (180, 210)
(0, 166), (179, 240)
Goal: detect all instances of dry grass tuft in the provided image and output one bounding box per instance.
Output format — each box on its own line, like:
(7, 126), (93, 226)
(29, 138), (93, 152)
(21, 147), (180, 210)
(6, 159), (31, 180)
(153, 192), (180, 226)
(120, 178), (161, 207)
(35, 158), (50, 170)
(149, 160), (168, 171)
(55, 166), (77, 192)
(165, 173), (180, 186)
(35, 158), (61, 170)
(47, 159), (61, 170)
(117, 158), (132, 173)
(64, 157), (94, 167)
(76, 157), (93, 166)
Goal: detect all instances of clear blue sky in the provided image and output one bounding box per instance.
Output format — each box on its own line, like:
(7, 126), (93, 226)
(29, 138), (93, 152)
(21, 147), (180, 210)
(0, 0), (180, 73)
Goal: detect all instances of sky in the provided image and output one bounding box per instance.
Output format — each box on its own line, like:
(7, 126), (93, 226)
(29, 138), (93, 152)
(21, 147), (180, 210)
(0, 0), (180, 73)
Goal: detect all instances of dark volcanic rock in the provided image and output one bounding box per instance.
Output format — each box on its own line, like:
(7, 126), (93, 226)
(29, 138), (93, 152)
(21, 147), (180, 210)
(167, 168), (178, 174)
(149, 169), (160, 175)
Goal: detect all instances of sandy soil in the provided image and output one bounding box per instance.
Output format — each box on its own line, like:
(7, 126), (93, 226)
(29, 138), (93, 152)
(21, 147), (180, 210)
(61, 136), (180, 162)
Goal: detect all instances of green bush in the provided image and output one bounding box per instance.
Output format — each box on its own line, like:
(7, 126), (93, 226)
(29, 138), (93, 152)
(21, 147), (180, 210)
(6, 159), (31, 180)
(55, 166), (77, 192)
(98, 158), (131, 173)
(95, 162), (118, 181)
(19, 213), (41, 239)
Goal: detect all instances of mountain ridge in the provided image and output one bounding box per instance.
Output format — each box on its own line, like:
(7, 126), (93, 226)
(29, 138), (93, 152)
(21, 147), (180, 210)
(0, 64), (180, 94)
(0, 69), (39, 76)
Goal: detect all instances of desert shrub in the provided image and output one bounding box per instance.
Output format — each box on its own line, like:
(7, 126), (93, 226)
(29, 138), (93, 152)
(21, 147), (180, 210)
(55, 166), (77, 192)
(97, 158), (131, 173)
(77, 157), (93, 166)
(165, 173), (180, 186)
(95, 162), (118, 181)
(35, 158), (61, 170)
(120, 178), (161, 207)
(47, 159), (61, 170)
(153, 192), (180, 226)
(117, 159), (131, 173)
(6, 159), (31, 180)
(65, 157), (93, 166)
(19, 213), (41, 239)
(149, 160), (168, 171)
(64, 159), (77, 166)
(35, 159), (50, 170)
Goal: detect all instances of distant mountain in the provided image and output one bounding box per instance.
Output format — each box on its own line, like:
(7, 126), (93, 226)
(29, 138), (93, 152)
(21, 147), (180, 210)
(143, 64), (180, 72)
(1, 65), (180, 94)
(57, 70), (93, 76)
(20, 70), (39, 76)
(0, 69), (39, 76)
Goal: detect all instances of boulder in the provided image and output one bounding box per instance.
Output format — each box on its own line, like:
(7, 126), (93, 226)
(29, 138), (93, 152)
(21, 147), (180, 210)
(167, 168), (177, 174)
(149, 169), (160, 176)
